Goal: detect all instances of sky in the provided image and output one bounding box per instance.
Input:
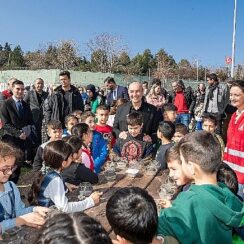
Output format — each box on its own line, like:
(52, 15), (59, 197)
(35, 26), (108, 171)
(0, 0), (243, 67)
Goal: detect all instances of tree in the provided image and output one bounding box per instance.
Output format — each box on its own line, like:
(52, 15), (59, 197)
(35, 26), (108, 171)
(114, 51), (131, 74)
(177, 59), (194, 80)
(44, 44), (58, 68)
(56, 40), (79, 69)
(24, 51), (46, 69)
(9, 45), (25, 68)
(87, 33), (127, 73)
(0, 42), (12, 67)
(153, 49), (176, 80)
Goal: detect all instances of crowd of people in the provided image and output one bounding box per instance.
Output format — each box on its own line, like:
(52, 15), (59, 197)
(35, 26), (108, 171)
(0, 70), (243, 243)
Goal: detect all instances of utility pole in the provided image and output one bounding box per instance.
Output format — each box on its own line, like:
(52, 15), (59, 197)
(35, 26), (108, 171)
(231, 0), (237, 78)
(196, 59), (199, 82)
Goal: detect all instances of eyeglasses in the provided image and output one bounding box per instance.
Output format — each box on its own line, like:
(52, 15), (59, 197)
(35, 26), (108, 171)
(0, 165), (17, 175)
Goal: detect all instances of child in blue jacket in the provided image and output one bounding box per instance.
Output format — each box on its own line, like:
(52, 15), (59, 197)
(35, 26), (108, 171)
(79, 111), (108, 174)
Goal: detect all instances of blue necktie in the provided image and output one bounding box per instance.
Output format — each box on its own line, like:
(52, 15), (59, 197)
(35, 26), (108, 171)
(16, 100), (24, 117)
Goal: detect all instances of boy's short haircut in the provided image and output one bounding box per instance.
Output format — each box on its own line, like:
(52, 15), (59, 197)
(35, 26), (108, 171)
(162, 103), (178, 113)
(165, 144), (181, 163)
(217, 163), (239, 195)
(65, 114), (78, 126)
(96, 105), (109, 113)
(175, 123), (188, 135)
(158, 121), (175, 140)
(80, 111), (95, 122)
(202, 114), (218, 126)
(47, 120), (62, 130)
(59, 70), (70, 79)
(62, 135), (82, 154)
(126, 112), (143, 126)
(178, 131), (221, 173)
(106, 187), (158, 244)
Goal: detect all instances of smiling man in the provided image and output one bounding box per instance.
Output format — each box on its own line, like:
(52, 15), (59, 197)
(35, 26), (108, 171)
(113, 81), (161, 143)
(43, 71), (83, 128)
(0, 80), (35, 182)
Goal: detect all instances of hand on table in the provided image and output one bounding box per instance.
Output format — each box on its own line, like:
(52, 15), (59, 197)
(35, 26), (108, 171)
(33, 206), (50, 217)
(90, 191), (103, 205)
(66, 182), (78, 192)
(16, 212), (45, 228)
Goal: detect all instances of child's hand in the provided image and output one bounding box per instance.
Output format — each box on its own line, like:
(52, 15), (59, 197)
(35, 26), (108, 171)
(159, 199), (172, 209)
(90, 191), (103, 205)
(143, 134), (152, 142)
(33, 206), (50, 218)
(66, 182), (78, 192)
(119, 131), (127, 139)
(17, 212), (45, 228)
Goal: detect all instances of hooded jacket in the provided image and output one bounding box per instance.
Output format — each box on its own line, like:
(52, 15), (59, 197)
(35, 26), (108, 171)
(43, 85), (83, 127)
(158, 183), (244, 244)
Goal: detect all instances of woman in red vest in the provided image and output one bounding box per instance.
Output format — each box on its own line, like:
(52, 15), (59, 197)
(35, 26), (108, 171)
(223, 80), (244, 199)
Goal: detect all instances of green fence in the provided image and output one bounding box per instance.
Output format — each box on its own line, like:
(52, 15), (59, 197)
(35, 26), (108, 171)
(0, 69), (202, 91)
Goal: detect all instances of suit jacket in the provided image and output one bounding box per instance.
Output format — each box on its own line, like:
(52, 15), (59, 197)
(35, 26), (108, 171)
(0, 97), (34, 138)
(24, 90), (48, 124)
(113, 101), (161, 143)
(106, 85), (129, 106)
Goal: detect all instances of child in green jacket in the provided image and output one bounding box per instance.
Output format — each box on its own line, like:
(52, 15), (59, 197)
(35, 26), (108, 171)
(158, 131), (244, 244)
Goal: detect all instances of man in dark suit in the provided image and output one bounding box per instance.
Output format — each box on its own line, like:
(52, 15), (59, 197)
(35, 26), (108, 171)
(24, 78), (48, 145)
(104, 77), (129, 107)
(113, 81), (161, 143)
(0, 80), (35, 182)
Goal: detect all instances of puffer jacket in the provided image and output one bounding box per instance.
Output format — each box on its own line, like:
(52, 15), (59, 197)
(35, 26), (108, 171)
(43, 85), (83, 127)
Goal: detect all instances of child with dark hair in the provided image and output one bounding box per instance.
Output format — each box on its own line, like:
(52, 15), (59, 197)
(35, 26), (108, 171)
(202, 114), (225, 157)
(61, 135), (98, 185)
(28, 140), (102, 212)
(63, 114), (78, 137)
(80, 111), (108, 173)
(95, 105), (115, 150)
(106, 187), (158, 244)
(158, 131), (244, 243)
(36, 212), (112, 244)
(162, 103), (178, 123)
(156, 121), (175, 169)
(172, 123), (188, 143)
(71, 110), (83, 122)
(113, 112), (153, 161)
(71, 123), (94, 171)
(0, 142), (48, 235)
(217, 163), (239, 196)
(33, 120), (63, 172)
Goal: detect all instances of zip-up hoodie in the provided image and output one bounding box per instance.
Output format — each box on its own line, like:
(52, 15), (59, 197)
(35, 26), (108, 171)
(158, 183), (244, 244)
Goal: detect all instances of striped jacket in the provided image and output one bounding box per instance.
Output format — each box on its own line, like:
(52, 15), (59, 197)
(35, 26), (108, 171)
(224, 112), (244, 184)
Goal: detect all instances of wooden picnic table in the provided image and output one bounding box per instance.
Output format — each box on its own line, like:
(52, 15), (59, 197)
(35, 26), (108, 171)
(2, 167), (168, 243)
(83, 167), (168, 235)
